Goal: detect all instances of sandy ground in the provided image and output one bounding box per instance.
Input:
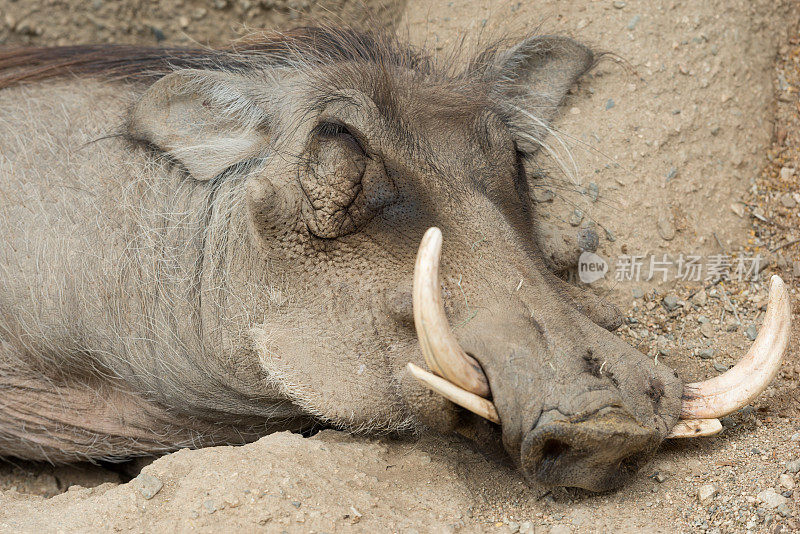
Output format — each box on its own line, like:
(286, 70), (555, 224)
(0, 1), (799, 533)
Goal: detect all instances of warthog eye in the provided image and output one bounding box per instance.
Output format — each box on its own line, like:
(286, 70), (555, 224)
(313, 120), (367, 156)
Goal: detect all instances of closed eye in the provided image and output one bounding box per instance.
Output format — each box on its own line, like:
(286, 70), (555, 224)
(313, 120), (367, 155)
(514, 146), (528, 193)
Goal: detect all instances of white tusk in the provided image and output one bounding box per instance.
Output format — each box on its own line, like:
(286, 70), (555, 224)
(406, 362), (500, 424)
(666, 418), (723, 439)
(681, 275), (791, 419)
(413, 227), (491, 397)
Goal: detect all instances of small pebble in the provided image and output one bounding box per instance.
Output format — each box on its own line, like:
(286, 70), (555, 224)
(698, 348), (715, 360)
(134, 473), (163, 500)
(665, 167), (678, 181)
(613, 1), (626, 8)
(149, 26), (165, 42)
(697, 484), (718, 504)
(720, 416), (736, 429)
(730, 202), (746, 218)
(203, 499), (217, 514)
(780, 193), (797, 208)
(569, 209), (584, 227)
(785, 459), (800, 474)
(700, 322), (714, 339)
(605, 98), (615, 110)
(627, 15), (641, 30)
(588, 182), (599, 202)
(692, 289), (708, 306)
(632, 288), (644, 299)
(779, 473), (795, 490)
(780, 167), (795, 181)
(744, 324), (758, 341)
(657, 212), (676, 241)
(756, 488), (787, 510)
(533, 188), (555, 202)
(662, 294), (679, 311)
(713, 363), (728, 372)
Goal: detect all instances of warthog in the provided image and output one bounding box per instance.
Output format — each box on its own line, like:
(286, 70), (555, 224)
(0, 27), (789, 491)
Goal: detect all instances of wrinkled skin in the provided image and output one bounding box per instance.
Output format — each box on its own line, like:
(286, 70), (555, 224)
(0, 29), (682, 491)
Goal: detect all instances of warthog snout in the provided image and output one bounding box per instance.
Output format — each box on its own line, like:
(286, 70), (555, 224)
(408, 228), (790, 491)
(521, 408), (659, 491)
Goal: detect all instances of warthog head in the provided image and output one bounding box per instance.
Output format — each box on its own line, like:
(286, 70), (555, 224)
(2, 27), (788, 491)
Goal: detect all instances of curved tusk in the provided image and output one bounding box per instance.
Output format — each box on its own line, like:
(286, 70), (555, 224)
(666, 418), (723, 439)
(680, 275), (791, 419)
(413, 227), (491, 397)
(407, 363), (500, 424)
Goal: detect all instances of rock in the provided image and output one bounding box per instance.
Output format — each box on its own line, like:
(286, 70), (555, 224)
(713, 363), (728, 372)
(697, 484), (718, 504)
(569, 209), (583, 227)
(653, 472), (668, 483)
(779, 474), (795, 490)
(657, 211), (676, 241)
(533, 188), (555, 202)
(549, 525), (571, 534)
(632, 288), (644, 299)
(508, 521), (520, 533)
(203, 499), (217, 514)
(692, 289), (708, 306)
(587, 182), (599, 202)
(577, 228), (599, 252)
(777, 503), (791, 517)
(720, 416), (735, 429)
(149, 26), (166, 42)
(730, 202), (746, 218)
(785, 459), (800, 474)
(134, 473), (163, 500)
(665, 167), (678, 181)
(698, 348), (715, 360)
(744, 325), (758, 341)
(627, 15), (641, 30)
(519, 522), (536, 534)
(700, 322), (715, 339)
(790, 433), (800, 442)
(662, 294), (679, 311)
(213, 0), (228, 7)
(605, 98), (615, 110)
(780, 167), (795, 181)
(756, 488), (787, 509)
(612, 1), (626, 8)
(781, 193), (797, 208)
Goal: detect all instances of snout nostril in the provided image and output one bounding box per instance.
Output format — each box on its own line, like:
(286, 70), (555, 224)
(541, 439), (570, 463)
(521, 409), (661, 491)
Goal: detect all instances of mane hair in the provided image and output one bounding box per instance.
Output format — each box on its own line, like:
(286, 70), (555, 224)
(0, 26), (434, 90)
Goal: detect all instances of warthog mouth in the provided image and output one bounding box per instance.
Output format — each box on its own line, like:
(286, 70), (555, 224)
(406, 227), (791, 484)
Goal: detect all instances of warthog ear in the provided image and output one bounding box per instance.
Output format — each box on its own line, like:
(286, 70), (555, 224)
(481, 35), (594, 151)
(128, 69), (270, 181)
